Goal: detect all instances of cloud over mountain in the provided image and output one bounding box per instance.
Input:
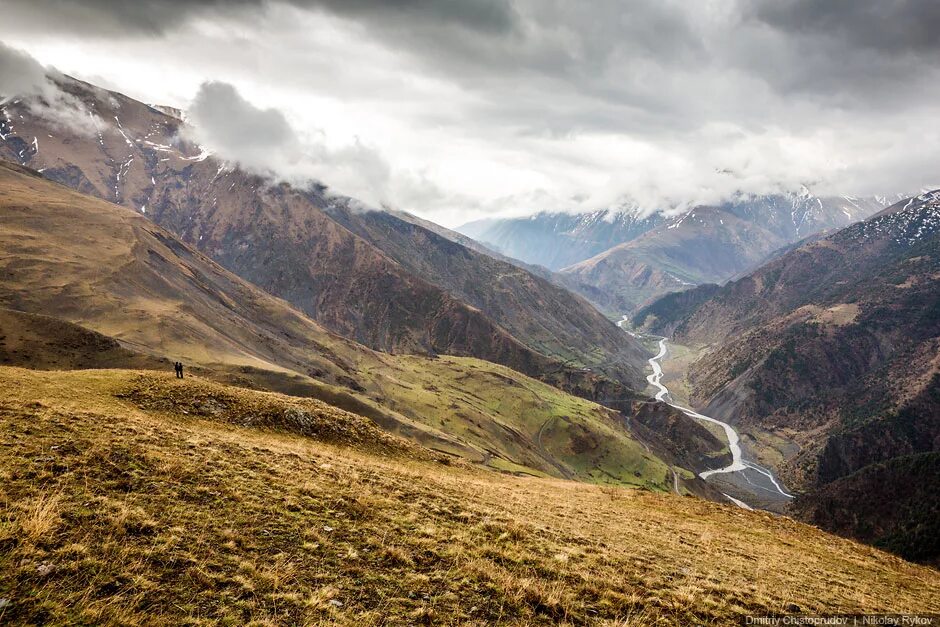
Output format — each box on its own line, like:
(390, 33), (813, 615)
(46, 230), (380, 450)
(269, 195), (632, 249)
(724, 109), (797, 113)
(2, 1), (938, 223)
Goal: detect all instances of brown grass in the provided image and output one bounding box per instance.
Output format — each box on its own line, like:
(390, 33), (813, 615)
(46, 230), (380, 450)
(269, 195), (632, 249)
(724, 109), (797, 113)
(0, 366), (937, 625)
(17, 492), (62, 542)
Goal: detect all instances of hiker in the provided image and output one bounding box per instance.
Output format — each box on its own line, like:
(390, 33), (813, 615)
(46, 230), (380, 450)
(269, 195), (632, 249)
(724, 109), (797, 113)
(174, 361), (184, 379)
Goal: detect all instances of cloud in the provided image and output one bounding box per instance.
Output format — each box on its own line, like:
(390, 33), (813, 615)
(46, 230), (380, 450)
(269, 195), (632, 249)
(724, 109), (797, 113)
(0, 41), (100, 135)
(2, 2), (939, 225)
(2, 0), (517, 37)
(186, 80), (404, 207)
(0, 40), (55, 101)
(187, 81), (299, 162)
(745, 0), (940, 56)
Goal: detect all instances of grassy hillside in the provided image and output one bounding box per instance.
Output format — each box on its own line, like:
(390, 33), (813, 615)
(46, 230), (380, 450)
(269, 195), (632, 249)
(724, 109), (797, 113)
(0, 161), (680, 491)
(360, 354), (670, 487)
(1, 366), (937, 625)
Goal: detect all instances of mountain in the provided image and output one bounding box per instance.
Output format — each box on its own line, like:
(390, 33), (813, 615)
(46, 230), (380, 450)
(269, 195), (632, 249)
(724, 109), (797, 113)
(0, 76), (648, 393)
(322, 200), (646, 381)
(388, 208), (560, 282)
(3, 365), (937, 623)
(560, 193), (894, 314)
(2, 158), (741, 497)
(638, 191), (940, 563)
(458, 208), (665, 271)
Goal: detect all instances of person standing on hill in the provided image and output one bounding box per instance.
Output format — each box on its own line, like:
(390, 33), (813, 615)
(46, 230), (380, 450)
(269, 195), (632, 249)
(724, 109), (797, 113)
(174, 361), (184, 379)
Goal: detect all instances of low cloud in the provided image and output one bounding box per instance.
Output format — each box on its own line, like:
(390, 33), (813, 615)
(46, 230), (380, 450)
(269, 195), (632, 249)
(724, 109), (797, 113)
(187, 81), (300, 164)
(0, 42), (100, 135)
(0, 41), (49, 99)
(186, 80), (407, 208)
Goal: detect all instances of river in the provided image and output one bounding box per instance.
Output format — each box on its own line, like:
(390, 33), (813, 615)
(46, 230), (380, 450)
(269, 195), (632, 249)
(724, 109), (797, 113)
(619, 317), (793, 507)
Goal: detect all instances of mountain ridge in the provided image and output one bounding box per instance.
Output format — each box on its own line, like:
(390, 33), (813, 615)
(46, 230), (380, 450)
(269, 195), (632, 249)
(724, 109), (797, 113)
(0, 75), (648, 393)
(636, 190), (940, 563)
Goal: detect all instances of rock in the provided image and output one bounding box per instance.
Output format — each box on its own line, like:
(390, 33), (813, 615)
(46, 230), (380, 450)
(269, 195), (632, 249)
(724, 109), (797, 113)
(328, 599), (343, 607)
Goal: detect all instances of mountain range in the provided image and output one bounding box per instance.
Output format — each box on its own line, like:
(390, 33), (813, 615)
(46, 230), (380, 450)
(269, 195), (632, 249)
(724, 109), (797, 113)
(2, 157), (740, 495)
(458, 208), (666, 271)
(460, 193), (903, 314)
(0, 76), (650, 397)
(0, 66), (938, 625)
(634, 191), (940, 563)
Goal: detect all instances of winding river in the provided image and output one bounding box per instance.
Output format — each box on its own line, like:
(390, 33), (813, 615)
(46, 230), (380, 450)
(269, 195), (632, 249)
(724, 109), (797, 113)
(619, 318), (793, 506)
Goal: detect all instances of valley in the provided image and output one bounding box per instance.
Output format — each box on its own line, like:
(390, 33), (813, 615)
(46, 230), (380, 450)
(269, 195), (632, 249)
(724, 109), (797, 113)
(0, 160), (701, 493)
(463, 195), (897, 316)
(634, 192), (940, 564)
(618, 319), (794, 510)
(0, 10), (938, 622)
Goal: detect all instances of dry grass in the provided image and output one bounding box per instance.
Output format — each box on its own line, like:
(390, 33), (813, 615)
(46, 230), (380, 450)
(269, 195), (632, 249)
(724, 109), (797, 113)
(16, 492), (62, 542)
(0, 366), (937, 625)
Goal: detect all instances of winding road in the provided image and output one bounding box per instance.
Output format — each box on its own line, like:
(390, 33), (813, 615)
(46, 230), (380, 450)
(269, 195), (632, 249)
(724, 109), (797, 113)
(619, 317), (793, 507)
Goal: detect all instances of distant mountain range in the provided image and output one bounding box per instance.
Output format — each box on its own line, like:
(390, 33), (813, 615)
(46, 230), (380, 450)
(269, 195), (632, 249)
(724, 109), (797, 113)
(460, 192), (905, 314)
(458, 208), (665, 271)
(635, 191), (940, 564)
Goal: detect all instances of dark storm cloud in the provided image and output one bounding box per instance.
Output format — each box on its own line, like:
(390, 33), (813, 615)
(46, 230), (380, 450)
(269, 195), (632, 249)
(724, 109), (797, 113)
(732, 0), (940, 101)
(3, 0), (517, 36)
(11, 0), (931, 109)
(746, 0), (940, 55)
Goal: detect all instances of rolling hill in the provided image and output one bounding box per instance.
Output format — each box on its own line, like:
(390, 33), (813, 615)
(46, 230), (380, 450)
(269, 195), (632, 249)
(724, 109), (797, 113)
(1, 365), (937, 624)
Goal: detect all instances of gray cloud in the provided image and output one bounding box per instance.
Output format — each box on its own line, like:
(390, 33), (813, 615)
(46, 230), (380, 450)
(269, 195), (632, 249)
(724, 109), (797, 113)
(3, 0), (516, 37)
(2, 2), (938, 223)
(746, 0), (940, 55)
(0, 41), (100, 135)
(188, 81), (299, 163)
(187, 80), (397, 205)
(0, 40), (52, 100)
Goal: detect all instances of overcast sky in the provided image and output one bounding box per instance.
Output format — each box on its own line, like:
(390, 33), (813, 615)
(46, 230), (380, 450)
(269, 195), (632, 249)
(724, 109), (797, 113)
(1, 0), (939, 226)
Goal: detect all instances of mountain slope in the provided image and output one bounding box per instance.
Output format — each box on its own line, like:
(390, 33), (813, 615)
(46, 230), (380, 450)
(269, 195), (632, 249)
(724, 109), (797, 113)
(1, 365), (937, 624)
(560, 194), (892, 313)
(0, 158), (719, 493)
(639, 191), (940, 562)
(0, 77), (648, 391)
(325, 201), (647, 384)
(458, 208), (665, 271)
